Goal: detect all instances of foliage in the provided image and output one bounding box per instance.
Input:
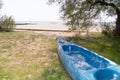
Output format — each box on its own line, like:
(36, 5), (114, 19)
(0, 0), (2, 9)
(0, 16), (16, 32)
(101, 22), (115, 37)
(49, 0), (120, 37)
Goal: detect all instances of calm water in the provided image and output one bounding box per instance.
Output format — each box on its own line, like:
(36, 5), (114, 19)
(15, 21), (102, 32)
(15, 21), (68, 30)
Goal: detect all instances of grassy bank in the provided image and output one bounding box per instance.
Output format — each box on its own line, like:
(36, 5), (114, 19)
(1, 31), (119, 80)
(66, 33), (120, 64)
(0, 31), (71, 80)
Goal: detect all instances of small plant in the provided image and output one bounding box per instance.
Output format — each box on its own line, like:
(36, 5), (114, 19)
(0, 16), (16, 32)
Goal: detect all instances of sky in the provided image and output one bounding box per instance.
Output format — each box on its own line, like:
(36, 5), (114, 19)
(1, 0), (60, 21)
(1, 0), (116, 22)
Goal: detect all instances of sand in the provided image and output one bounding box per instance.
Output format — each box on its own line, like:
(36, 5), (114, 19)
(16, 24), (102, 37)
(16, 24), (68, 31)
(34, 31), (75, 38)
(16, 24), (75, 37)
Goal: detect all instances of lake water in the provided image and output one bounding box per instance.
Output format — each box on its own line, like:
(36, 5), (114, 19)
(15, 21), (102, 32)
(16, 21), (68, 30)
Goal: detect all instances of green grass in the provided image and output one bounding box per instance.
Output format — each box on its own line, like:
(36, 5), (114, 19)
(2, 31), (119, 80)
(65, 33), (120, 64)
(0, 31), (71, 80)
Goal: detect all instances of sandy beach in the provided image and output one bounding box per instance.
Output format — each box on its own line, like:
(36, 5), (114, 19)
(16, 23), (102, 37)
(16, 22), (68, 31)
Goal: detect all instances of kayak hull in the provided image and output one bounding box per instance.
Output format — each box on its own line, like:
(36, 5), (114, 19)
(57, 37), (120, 80)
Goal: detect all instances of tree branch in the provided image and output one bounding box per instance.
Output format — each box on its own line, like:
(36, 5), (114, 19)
(91, 0), (120, 18)
(92, 0), (119, 11)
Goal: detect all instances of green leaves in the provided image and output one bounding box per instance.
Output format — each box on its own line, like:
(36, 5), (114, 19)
(50, 0), (120, 30)
(0, 16), (16, 32)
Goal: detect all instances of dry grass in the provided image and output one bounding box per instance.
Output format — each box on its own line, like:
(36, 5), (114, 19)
(0, 31), (70, 80)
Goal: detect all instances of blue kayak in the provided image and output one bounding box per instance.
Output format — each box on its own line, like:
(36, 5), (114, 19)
(57, 37), (120, 80)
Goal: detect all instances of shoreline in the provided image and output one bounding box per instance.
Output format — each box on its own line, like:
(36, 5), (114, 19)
(16, 24), (102, 32)
(15, 28), (69, 32)
(15, 24), (102, 37)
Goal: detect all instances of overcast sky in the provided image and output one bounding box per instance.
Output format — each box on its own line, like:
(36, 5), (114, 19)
(1, 0), (60, 21)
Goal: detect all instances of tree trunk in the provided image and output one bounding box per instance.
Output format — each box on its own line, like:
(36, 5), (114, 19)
(86, 29), (89, 37)
(113, 9), (120, 38)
